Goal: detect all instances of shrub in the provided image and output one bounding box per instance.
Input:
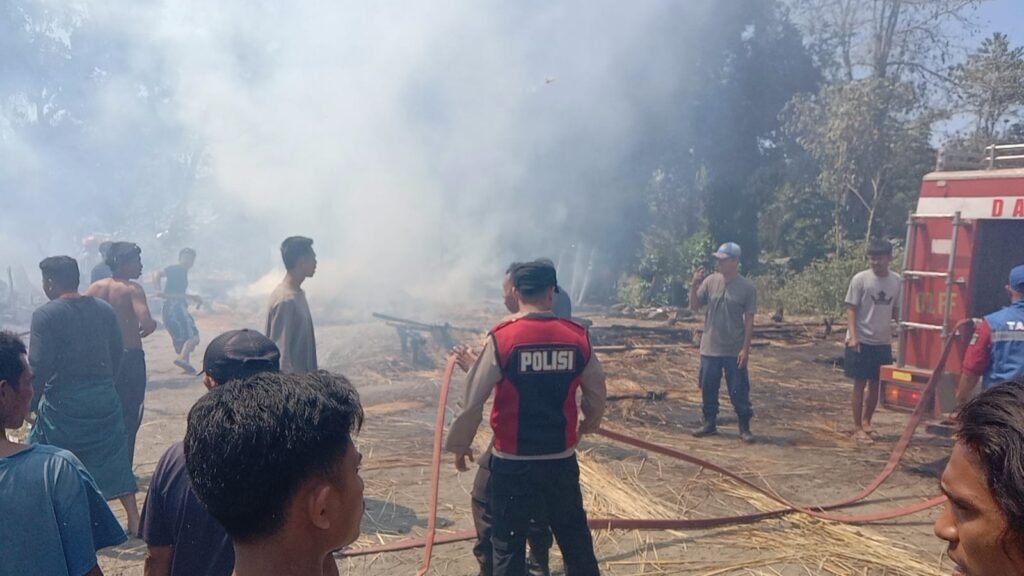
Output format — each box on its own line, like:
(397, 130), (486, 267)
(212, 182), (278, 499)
(754, 243), (903, 319)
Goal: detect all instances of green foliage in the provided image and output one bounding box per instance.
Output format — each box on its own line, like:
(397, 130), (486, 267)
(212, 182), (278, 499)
(616, 274), (650, 309)
(785, 78), (936, 249)
(622, 229), (715, 307)
(754, 243), (903, 318)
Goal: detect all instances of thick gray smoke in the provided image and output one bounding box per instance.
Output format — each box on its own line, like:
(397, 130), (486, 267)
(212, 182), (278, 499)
(1, 1), (717, 311)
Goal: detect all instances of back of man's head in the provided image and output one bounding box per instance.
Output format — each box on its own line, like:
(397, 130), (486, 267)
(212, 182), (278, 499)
(1008, 264), (1024, 299)
(511, 260), (558, 303)
(39, 256), (80, 292)
(105, 241), (141, 270)
(184, 372), (363, 544)
(202, 329), (281, 386)
(0, 331), (27, 388)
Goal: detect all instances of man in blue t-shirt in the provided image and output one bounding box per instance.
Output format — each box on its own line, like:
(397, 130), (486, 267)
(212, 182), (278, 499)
(1, 330), (125, 576)
(140, 329), (291, 576)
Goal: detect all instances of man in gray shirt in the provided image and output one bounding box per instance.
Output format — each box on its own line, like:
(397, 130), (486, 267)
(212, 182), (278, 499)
(266, 236), (319, 374)
(845, 240), (901, 444)
(689, 242), (758, 442)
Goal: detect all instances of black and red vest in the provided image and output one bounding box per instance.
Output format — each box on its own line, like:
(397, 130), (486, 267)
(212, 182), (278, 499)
(489, 315), (591, 456)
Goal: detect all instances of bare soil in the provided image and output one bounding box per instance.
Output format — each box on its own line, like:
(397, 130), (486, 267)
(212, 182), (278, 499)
(95, 303), (955, 575)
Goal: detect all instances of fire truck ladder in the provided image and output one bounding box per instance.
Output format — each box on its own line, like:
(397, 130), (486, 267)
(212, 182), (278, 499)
(896, 211), (966, 368)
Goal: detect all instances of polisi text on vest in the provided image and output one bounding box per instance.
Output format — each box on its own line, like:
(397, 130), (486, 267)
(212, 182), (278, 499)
(519, 349), (575, 372)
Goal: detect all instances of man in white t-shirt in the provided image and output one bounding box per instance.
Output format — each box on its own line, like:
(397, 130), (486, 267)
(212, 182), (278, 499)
(844, 240), (902, 444)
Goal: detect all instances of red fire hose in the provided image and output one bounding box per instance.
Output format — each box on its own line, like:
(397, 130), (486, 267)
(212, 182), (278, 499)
(342, 319), (972, 570)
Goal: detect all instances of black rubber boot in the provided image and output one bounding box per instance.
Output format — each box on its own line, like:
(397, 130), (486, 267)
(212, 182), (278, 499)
(738, 415), (755, 443)
(527, 548), (551, 576)
(692, 418), (718, 437)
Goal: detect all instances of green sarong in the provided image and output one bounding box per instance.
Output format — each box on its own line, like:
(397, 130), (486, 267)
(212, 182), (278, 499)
(29, 378), (137, 499)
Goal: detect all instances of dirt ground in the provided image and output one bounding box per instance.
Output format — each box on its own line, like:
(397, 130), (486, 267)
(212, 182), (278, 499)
(90, 301), (957, 576)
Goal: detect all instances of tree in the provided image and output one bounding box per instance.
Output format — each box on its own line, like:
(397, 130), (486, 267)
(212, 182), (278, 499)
(790, 0), (981, 84)
(782, 0), (978, 251)
(786, 78), (935, 247)
(950, 33), (1024, 143)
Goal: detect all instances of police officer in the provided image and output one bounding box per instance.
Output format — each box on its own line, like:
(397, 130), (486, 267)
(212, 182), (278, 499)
(956, 264), (1024, 404)
(446, 260), (606, 576)
(453, 261), (561, 576)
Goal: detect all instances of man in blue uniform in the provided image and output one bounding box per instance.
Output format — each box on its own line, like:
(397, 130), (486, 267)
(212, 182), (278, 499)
(956, 264), (1024, 404)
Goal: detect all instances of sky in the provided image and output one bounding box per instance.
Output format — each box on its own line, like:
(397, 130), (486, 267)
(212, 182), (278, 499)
(977, 0), (1024, 44)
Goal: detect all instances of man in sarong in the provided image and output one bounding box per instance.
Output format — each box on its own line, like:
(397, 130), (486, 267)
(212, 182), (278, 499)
(29, 255), (140, 534)
(87, 241), (157, 467)
(154, 248), (202, 374)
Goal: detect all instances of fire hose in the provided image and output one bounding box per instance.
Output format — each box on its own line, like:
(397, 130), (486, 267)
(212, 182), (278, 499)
(341, 318), (973, 573)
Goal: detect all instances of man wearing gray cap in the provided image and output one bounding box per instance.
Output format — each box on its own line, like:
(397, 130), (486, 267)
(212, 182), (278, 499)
(689, 242), (757, 442)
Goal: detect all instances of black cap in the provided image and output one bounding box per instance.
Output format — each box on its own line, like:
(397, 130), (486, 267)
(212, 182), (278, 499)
(512, 260), (558, 293)
(202, 329), (281, 384)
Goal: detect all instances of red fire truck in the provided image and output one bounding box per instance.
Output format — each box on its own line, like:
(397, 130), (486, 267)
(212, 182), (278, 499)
(880, 143), (1024, 415)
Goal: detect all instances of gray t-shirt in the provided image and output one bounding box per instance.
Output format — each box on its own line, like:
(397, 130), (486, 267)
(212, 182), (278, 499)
(696, 273), (757, 357)
(845, 269), (902, 346)
(265, 282), (318, 373)
(30, 296), (124, 410)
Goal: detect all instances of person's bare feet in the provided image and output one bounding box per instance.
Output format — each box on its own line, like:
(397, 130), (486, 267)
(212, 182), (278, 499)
(862, 423), (877, 437)
(120, 493), (141, 537)
(854, 429), (874, 444)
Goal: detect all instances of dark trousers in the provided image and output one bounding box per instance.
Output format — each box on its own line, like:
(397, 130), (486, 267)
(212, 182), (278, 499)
(472, 455), (553, 575)
(115, 349), (147, 467)
(699, 355), (753, 422)
(490, 455), (600, 576)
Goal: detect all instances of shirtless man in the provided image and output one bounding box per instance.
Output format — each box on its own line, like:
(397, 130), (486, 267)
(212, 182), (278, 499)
(87, 242), (157, 466)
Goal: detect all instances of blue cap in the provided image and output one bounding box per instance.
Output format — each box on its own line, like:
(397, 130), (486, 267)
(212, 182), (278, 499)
(1010, 264), (1024, 292)
(712, 242), (742, 260)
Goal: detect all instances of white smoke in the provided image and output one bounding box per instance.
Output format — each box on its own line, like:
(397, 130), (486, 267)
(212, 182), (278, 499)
(2, 0), (717, 310)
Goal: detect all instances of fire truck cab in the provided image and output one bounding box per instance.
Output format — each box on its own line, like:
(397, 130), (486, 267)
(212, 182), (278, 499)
(880, 144), (1024, 415)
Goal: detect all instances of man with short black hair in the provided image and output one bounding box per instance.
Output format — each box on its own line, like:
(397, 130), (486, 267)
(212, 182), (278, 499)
(1, 330), (127, 575)
(844, 239), (901, 444)
(266, 236), (318, 373)
(956, 264), (1024, 405)
(141, 329), (305, 576)
(87, 241), (158, 465)
(689, 242), (758, 442)
(446, 260), (606, 576)
(184, 371), (364, 576)
(155, 248), (202, 374)
(29, 255), (140, 534)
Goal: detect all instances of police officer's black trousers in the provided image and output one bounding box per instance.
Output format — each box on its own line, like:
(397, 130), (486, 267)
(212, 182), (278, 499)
(489, 454), (600, 576)
(472, 454), (553, 575)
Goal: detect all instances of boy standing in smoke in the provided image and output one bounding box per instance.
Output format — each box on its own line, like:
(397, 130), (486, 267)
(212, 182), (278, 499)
(266, 236), (319, 373)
